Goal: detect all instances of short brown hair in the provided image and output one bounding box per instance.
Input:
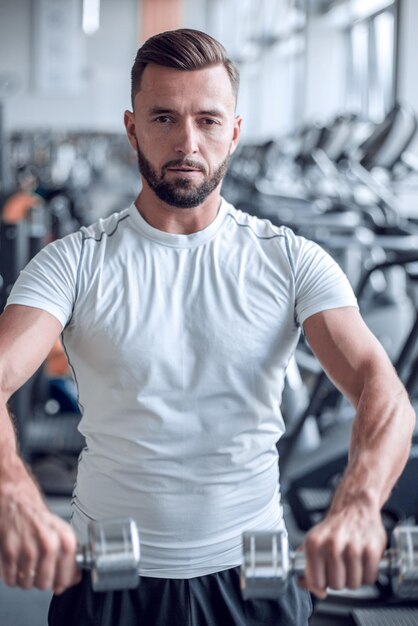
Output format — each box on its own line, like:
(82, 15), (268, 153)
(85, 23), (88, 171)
(130, 28), (240, 107)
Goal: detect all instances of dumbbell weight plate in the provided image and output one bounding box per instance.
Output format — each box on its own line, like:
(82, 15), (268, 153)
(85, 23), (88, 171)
(85, 518), (141, 592)
(391, 526), (418, 598)
(241, 531), (291, 599)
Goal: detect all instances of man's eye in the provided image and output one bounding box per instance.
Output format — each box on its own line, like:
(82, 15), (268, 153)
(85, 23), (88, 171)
(201, 119), (218, 126)
(155, 116), (173, 123)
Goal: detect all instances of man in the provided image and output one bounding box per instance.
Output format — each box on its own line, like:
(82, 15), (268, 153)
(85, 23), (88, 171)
(0, 29), (415, 626)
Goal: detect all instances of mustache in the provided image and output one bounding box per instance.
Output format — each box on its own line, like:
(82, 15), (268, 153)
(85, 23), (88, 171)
(162, 159), (207, 174)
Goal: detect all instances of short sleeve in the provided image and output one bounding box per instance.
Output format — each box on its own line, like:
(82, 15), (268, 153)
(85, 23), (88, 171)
(6, 231), (83, 328)
(284, 230), (358, 327)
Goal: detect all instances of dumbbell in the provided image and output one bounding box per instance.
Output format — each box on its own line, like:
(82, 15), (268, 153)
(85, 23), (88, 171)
(76, 518), (140, 591)
(241, 526), (418, 600)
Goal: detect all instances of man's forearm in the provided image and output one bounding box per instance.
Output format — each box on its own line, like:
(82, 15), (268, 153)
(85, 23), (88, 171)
(330, 372), (415, 514)
(0, 397), (33, 487)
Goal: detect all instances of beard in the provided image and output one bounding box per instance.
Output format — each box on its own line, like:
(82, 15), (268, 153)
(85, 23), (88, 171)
(135, 140), (231, 209)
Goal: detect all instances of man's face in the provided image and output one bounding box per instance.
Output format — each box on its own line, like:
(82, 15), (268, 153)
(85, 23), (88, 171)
(134, 138), (231, 209)
(124, 64), (242, 209)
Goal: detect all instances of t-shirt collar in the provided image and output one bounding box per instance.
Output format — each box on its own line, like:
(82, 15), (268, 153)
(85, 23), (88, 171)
(129, 199), (227, 248)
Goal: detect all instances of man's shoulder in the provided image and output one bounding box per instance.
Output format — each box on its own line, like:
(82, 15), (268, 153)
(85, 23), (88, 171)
(222, 200), (290, 243)
(80, 207), (132, 242)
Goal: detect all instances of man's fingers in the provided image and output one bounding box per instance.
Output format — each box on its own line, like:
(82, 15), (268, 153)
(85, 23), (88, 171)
(343, 544), (363, 589)
(361, 543), (383, 586)
(303, 537), (328, 594)
(298, 575), (328, 599)
(301, 508), (388, 595)
(16, 567), (37, 590)
(33, 528), (61, 591)
(0, 538), (19, 586)
(303, 531), (386, 595)
(0, 514), (79, 594)
(52, 524), (80, 593)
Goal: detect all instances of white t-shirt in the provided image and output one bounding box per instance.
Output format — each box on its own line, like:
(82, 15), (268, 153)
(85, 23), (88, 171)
(7, 199), (358, 578)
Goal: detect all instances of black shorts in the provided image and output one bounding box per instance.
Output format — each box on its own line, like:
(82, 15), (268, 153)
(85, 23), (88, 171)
(48, 566), (312, 626)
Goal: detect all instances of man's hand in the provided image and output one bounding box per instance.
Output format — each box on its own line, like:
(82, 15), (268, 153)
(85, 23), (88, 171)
(0, 459), (81, 595)
(301, 503), (386, 598)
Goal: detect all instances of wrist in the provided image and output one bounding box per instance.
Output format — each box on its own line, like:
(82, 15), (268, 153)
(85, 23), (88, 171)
(329, 472), (381, 516)
(0, 453), (31, 492)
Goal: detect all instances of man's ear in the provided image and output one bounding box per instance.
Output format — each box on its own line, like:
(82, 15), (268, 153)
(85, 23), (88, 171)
(230, 115), (242, 156)
(124, 110), (137, 151)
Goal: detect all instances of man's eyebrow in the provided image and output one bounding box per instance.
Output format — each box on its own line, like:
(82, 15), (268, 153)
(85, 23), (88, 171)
(196, 109), (226, 117)
(148, 107), (176, 115)
(148, 106), (226, 117)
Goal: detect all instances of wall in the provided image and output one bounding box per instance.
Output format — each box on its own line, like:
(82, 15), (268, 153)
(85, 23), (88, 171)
(1, 0), (417, 147)
(0, 0), (345, 139)
(0, 0), (138, 133)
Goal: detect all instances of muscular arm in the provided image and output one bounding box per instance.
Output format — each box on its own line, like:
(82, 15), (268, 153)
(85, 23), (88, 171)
(301, 306), (416, 596)
(0, 304), (80, 593)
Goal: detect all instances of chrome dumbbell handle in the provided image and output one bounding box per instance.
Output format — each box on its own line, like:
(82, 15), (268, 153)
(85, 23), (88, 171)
(241, 526), (418, 600)
(75, 518), (141, 592)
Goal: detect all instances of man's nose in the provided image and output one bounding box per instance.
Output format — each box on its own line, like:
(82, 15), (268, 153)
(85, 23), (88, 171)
(174, 119), (198, 155)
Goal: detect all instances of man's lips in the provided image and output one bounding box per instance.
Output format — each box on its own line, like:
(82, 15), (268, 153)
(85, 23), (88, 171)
(164, 161), (205, 174)
(166, 167), (203, 176)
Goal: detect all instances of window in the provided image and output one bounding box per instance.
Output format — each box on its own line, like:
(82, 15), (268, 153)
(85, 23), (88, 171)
(345, 0), (398, 121)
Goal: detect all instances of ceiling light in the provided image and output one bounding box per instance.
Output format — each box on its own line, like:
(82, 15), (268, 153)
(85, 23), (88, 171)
(82, 0), (100, 35)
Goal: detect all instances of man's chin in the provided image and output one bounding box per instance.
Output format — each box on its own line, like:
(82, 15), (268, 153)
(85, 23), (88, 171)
(158, 194), (204, 209)
(152, 183), (206, 209)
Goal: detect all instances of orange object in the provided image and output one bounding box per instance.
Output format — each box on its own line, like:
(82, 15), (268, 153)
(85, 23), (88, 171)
(2, 192), (42, 224)
(45, 339), (70, 377)
(140, 0), (182, 42)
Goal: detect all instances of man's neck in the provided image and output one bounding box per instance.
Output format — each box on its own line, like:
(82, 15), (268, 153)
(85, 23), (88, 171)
(134, 188), (222, 235)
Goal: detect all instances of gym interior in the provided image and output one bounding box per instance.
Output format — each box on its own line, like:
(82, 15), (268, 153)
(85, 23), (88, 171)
(1, 0), (418, 624)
